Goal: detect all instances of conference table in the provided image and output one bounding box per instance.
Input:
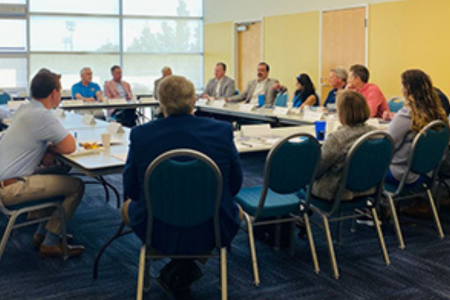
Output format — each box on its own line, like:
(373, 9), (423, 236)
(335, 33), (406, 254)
(58, 98), (160, 110)
(195, 100), (318, 126)
(0, 103), (316, 207)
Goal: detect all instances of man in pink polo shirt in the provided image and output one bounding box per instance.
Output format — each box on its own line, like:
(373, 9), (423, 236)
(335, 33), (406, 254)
(347, 64), (389, 118)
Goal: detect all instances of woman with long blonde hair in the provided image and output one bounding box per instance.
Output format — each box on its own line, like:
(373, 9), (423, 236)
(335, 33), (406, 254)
(386, 69), (448, 185)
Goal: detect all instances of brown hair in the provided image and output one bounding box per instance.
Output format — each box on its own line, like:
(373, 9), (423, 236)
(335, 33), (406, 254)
(350, 64), (370, 83)
(401, 69), (448, 133)
(336, 90), (370, 126)
(30, 68), (61, 100)
(158, 75), (195, 116)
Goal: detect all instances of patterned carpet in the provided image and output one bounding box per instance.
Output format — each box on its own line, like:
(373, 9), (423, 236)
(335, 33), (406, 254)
(1, 152), (450, 300)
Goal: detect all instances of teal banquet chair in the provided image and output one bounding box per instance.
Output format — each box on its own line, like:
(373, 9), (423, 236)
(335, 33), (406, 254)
(0, 195), (69, 262)
(383, 120), (450, 250)
(234, 133), (321, 286)
(388, 97), (404, 113)
(135, 149), (228, 300)
(274, 93), (288, 107)
(0, 91), (11, 105)
(299, 131), (394, 279)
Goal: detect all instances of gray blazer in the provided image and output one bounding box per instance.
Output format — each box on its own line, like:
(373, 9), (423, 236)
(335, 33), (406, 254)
(312, 124), (377, 201)
(204, 76), (236, 98)
(229, 78), (279, 105)
(153, 77), (163, 100)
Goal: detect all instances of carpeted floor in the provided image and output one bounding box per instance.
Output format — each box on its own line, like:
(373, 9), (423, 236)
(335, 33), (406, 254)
(1, 152), (450, 300)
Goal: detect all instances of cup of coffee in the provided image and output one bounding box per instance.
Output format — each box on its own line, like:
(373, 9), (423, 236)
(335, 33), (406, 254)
(101, 133), (111, 149)
(314, 121), (326, 141)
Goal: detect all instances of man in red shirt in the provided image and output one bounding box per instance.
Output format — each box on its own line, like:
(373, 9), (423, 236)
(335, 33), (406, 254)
(347, 64), (389, 118)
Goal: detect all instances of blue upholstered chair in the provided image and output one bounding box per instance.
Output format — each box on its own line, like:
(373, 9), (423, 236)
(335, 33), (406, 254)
(0, 195), (69, 262)
(388, 97), (404, 113)
(134, 149), (227, 300)
(274, 93), (288, 107)
(234, 133), (321, 286)
(383, 120), (450, 250)
(0, 91), (11, 105)
(299, 131), (394, 279)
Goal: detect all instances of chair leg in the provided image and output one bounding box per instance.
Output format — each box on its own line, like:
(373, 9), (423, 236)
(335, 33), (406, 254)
(371, 207), (390, 266)
(304, 213), (320, 274)
(274, 219), (281, 251)
(136, 245), (146, 300)
(386, 194), (405, 250)
(243, 213), (260, 286)
(289, 220), (296, 257)
(0, 214), (18, 262)
(220, 247), (228, 300)
(427, 189), (445, 239)
(322, 216), (339, 279)
(93, 222), (126, 279)
(144, 259), (151, 293)
(336, 214), (344, 246)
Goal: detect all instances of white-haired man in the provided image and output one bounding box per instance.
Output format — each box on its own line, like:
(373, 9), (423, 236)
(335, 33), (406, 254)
(153, 66), (172, 100)
(323, 67), (347, 107)
(71, 67), (103, 103)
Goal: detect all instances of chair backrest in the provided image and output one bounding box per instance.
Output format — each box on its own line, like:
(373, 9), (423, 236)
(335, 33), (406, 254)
(255, 133), (320, 217)
(410, 120), (450, 175)
(329, 131), (394, 215)
(0, 91), (11, 105)
(388, 97), (404, 113)
(393, 120), (450, 195)
(274, 93), (288, 107)
(144, 149), (223, 248)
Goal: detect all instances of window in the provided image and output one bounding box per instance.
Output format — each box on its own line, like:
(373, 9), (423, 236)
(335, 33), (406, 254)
(30, 16), (120, 52)
(123, 0), (203, 17)
(123, 19), (202, 53)
(30, 54), (120, 90)
(123, 54), (202, 94)
(29, 0), (119, 15)
(0, 0), (204, 92)
(0, 19), (26, 52)
(0, 58), (27, 88)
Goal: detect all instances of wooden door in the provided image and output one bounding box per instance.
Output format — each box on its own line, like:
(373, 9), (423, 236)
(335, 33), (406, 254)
(321, 7), (366, 102)
(237, 22), (261, 91)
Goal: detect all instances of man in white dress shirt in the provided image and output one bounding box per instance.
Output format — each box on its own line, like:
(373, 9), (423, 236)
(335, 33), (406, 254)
(226, 62), (279, 106)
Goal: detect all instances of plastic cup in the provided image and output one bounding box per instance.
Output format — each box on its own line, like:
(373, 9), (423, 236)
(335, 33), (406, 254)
(101, 133), (111, 149)
(315, 121), (326, 141)
(258, 94), (266, 107)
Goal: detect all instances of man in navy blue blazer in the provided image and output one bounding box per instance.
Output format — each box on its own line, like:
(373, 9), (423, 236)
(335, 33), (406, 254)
(122, 75), (243, 292)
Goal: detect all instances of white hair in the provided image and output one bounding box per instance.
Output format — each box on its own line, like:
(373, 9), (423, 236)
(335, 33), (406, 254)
(80, 67), (92, 76)
(331, 67), (348, 82)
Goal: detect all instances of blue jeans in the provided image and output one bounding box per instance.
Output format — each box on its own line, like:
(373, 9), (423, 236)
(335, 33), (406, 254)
(385, 169), (424, 188)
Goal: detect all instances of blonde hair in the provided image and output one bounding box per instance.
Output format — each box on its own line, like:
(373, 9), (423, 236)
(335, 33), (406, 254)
(336, 90), (370, 126)
(401, 69), (448, 133)
(158, 75), (195, 116)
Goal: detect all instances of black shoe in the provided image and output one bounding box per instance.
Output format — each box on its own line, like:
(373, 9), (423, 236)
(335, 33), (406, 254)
(158, 260), (203, 293)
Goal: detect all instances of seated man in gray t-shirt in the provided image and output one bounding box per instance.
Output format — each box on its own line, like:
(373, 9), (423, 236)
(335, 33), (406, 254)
(0, 69), (85, 259)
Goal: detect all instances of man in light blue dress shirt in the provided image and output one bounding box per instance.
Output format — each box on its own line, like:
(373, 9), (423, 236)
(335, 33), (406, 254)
(0, 69), (85, 258)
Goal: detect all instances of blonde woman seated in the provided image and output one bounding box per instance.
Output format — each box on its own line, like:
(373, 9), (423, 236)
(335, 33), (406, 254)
(311, 90), (377, 201)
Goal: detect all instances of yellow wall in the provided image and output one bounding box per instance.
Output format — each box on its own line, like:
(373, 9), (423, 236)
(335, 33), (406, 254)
(203, 22), (234, 87)
(369, 0), (450, 99)
(204, 0), (450, 100)
(264, 11), (320, 99)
